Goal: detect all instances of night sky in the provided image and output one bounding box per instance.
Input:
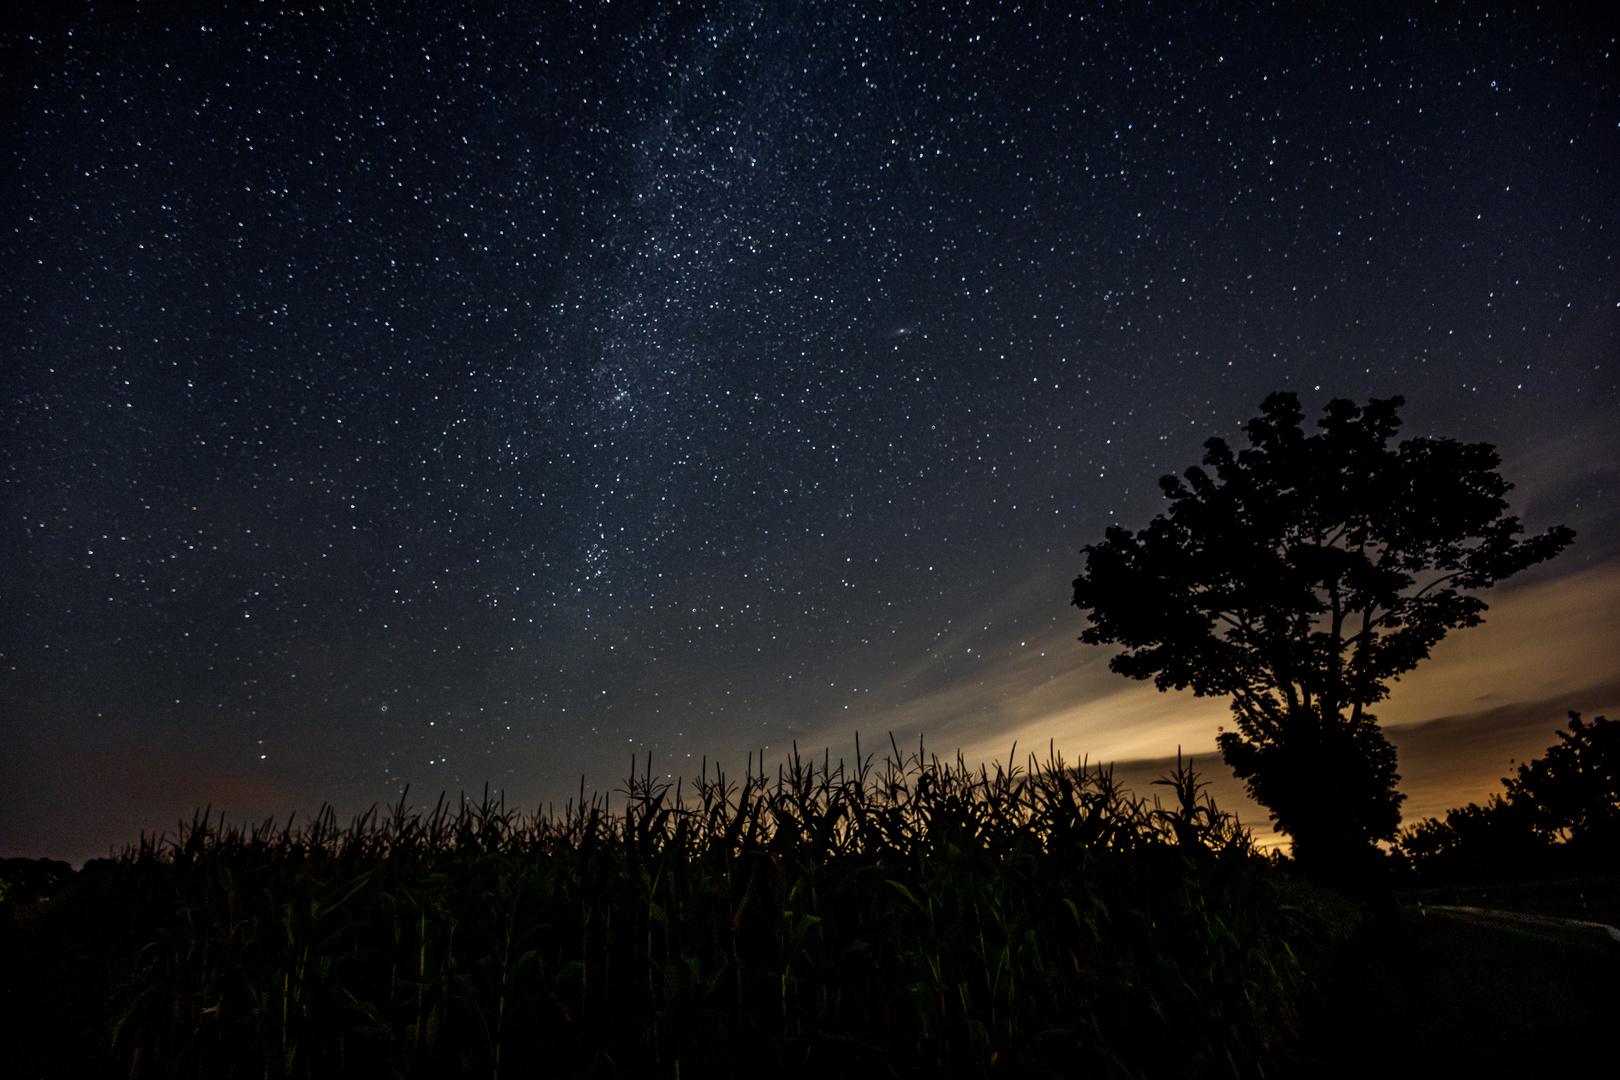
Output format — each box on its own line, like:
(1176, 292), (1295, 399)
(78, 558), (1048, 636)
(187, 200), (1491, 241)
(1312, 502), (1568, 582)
(4, 2), (1617, 863)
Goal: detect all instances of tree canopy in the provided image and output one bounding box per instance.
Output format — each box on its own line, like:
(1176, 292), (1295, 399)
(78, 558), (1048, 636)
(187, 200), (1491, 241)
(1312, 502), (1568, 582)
(1071, 392), (1574, 880)
(1400, 712), (1619, 883)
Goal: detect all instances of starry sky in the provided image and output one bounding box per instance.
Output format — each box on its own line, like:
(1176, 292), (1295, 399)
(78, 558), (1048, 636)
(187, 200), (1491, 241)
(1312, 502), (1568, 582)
(4, 2), (1617, 863)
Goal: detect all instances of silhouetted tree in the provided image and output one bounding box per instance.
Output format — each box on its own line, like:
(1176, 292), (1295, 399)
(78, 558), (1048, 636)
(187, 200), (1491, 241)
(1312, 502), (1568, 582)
(1403, 711), (1620, 882)
(1070, 392), (1574, 889)
(0, 858), (75, 905)
(1397, 794), (1553, 884)
(1502, 712), (1620, 858)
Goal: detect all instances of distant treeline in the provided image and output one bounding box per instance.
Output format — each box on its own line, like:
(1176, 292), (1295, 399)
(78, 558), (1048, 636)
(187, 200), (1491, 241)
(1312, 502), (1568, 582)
(1, 744), (1351, 1079)
(1395, 713), (1619, 885)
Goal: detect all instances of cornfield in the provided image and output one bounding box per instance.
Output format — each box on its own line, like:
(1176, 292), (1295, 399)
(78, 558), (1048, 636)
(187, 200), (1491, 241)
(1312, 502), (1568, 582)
(2, 740), (1344, 1078)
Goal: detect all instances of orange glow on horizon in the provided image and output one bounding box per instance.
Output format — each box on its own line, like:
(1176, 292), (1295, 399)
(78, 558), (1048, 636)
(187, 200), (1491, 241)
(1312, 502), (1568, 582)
(801, 562), (1620, 850)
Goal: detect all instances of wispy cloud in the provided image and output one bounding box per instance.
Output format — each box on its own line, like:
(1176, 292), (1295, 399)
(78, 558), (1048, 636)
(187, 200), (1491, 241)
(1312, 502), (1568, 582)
(796, 561), (1620, 838)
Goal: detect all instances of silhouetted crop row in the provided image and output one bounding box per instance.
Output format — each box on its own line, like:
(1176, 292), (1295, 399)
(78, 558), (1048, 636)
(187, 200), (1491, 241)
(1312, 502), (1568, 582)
(2, 741), (1349, 1078)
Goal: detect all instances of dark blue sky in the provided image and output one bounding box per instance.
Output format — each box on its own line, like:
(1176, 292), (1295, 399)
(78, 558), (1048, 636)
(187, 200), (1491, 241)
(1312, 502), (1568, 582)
(4, 1), (1616, 862)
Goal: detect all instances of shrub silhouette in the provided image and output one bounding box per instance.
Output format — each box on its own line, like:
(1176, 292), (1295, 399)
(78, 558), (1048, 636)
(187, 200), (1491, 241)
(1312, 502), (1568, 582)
(1401, 712), (1619, 882)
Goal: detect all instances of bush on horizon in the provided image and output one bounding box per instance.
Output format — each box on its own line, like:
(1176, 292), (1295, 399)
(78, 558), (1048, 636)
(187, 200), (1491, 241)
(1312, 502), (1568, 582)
(1397, 712), (1620, 885)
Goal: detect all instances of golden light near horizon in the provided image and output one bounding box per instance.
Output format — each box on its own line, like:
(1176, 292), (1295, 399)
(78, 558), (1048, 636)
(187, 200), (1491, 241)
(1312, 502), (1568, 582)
(797, 563), (1620, 851)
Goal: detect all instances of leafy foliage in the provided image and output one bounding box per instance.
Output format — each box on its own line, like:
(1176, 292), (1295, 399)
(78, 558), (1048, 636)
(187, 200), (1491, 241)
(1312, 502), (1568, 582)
(1400, 712), (1620, 883)
(1071, 392), (1573, 882)
(1397, 795), (1553, 884)
(1502, 712), (1620, 849)
(2, 743), (1342, 1079)
(0, 858), (74, 905)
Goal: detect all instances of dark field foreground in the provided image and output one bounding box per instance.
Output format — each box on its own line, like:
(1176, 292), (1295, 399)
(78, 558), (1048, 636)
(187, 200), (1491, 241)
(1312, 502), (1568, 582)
(1296, 878), (1620, 1077)
(2, 746), (1345, 1079)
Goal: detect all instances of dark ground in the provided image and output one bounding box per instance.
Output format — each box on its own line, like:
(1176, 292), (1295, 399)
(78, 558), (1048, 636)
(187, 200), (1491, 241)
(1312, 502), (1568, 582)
(3, 860), (1614, 1076)
(1292, 876), (1620, 1077)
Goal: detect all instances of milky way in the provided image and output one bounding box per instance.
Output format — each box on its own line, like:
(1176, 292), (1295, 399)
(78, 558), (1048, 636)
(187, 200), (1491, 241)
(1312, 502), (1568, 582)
(3, 3), (1615, 861)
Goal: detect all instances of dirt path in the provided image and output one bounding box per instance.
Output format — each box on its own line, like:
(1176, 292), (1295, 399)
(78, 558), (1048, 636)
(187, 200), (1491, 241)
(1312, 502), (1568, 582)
(1419, 904), (1620, 947)
(1290, 902), (1620, 1076)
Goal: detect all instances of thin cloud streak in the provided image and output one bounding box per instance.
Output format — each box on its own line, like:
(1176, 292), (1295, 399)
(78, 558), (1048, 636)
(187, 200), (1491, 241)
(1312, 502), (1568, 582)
(803, 562), (1619, 843)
